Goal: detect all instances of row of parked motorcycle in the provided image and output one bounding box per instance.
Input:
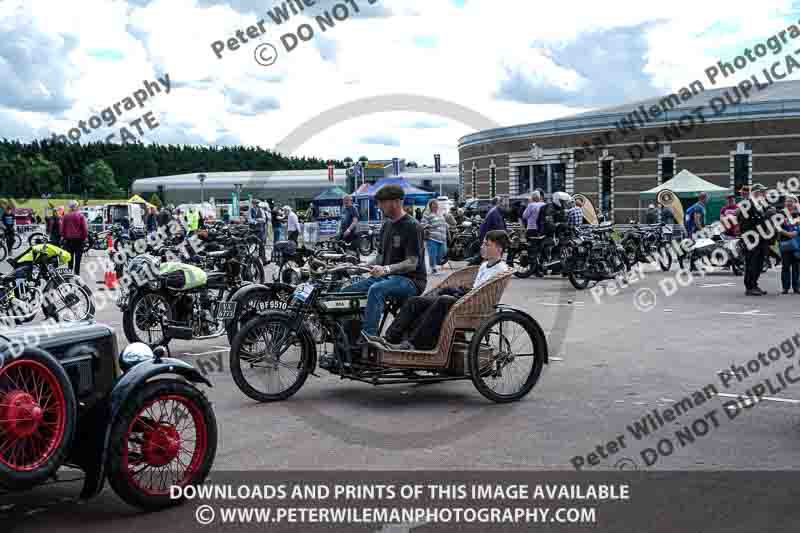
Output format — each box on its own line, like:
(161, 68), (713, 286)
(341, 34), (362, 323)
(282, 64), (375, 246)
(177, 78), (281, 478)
(115, 223), (371, 350)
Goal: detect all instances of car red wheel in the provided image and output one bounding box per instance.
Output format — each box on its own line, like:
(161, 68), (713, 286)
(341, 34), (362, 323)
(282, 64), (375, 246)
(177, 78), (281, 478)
(0, 349), (76, 490)
(106, 381), (217, 510)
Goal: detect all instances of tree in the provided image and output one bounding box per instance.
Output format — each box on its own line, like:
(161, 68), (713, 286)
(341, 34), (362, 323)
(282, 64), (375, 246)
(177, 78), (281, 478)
(149, 193), (162, 209)
(82, 160), (117, 198)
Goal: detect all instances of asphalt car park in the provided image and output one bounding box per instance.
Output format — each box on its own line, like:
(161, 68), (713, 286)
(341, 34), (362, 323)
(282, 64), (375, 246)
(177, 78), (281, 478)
(3, 252), (800, 530)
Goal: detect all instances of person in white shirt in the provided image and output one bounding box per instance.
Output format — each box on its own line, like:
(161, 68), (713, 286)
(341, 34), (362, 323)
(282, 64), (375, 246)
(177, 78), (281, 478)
(285, 205), (300, 244)
(365, 230), (510, 351)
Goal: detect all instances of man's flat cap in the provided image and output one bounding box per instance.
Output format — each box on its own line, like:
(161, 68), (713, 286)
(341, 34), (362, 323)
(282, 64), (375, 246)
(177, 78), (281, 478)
(375, 184), (405, 201)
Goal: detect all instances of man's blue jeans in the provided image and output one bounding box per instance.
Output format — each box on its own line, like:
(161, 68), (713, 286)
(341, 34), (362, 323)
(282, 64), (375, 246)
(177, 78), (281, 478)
(344, 275), (418, 336)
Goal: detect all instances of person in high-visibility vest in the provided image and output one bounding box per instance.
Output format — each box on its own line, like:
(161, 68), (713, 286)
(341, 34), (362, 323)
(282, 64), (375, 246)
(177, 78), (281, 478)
(188, 208), (199, 231)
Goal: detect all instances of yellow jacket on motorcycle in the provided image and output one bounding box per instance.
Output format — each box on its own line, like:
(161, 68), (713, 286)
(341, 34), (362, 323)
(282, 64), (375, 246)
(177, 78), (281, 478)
(16, 243), (72, 266)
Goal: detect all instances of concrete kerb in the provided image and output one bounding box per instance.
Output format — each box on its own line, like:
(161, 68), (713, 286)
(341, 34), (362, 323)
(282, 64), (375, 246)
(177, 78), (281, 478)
(265, 93), (580, 451)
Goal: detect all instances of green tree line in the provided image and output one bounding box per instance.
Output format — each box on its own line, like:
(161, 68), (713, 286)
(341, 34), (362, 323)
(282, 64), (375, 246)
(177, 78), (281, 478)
(0, 138), (344, 199)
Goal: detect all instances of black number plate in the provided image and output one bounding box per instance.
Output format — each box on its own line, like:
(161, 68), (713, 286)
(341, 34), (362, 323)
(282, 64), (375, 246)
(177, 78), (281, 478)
(217, 301), (238, 320)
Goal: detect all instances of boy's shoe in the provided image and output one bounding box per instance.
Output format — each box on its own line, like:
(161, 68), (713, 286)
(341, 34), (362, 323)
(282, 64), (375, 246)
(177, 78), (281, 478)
(361, 331), (389, 347)
(383, 340), (415, 351)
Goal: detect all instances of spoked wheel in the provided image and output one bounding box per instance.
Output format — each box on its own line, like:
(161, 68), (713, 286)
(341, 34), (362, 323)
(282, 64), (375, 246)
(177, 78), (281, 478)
(28, 233), (48, 247)
(226, 288), (293, 345)
(568, 271), (595, 290)
(623, 242), (639, 269)
(511, 251), (534, 279)
(468, 311), (546, 403)
(43, 282), (94, 322)
(106, 381), (217, 510)
(0, 349), (76, 490)
(655, 246), (673, 271)
(123, 291), (173, 346)
(229, 314), (312, 402)
(242, 258), (266, 284)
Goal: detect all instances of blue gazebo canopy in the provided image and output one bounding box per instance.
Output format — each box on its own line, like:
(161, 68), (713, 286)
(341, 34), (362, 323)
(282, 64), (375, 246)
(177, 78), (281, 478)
(353, 177), (435, 222)
(314, 186), (347, 205)
(353, 177), (435, 203)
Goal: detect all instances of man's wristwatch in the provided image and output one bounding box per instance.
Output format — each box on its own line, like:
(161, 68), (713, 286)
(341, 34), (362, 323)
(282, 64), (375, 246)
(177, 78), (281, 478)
(383, 266), (390, 275)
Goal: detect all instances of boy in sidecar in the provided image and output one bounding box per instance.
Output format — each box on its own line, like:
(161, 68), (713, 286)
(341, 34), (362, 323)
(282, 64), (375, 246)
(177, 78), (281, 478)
(364, 230), (510, 351)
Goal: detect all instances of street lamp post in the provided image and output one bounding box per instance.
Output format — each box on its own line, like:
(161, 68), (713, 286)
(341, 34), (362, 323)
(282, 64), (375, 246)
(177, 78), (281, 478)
(198, 173), (207, 204)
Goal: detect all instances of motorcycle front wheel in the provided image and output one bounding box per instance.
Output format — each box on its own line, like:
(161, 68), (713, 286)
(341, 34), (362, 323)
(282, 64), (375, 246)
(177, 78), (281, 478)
(123, 290), (173, 346)
(229, 314), (313, 402)
(42, 281), (94, 322)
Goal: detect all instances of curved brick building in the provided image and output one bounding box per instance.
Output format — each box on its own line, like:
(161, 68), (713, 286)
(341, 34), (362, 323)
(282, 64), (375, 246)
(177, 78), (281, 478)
(458, 80), (800, 222)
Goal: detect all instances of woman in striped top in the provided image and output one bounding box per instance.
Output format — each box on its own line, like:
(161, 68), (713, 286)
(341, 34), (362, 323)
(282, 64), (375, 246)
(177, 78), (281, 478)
(423, 199), (448, 275)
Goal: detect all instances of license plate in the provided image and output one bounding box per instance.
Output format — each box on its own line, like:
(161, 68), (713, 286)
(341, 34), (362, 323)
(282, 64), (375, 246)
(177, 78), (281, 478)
(292, 283), (314, 303)
(217, 301), (238, 320)
(56, 267), (72, 276)
(256, 299), (288, 312)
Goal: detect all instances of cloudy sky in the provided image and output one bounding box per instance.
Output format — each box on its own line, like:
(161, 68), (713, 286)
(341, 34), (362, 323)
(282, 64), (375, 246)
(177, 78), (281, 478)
(1, 0), (799, 167)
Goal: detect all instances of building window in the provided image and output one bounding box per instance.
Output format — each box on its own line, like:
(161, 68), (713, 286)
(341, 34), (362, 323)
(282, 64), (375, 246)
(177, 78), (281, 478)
(532, 165), (548, 193)
(459, 165), (464, 200)
(550, 163), (565, 193)
(517, 166), (531, 195)
(600, 159), (613, 217)
(489, 166), (497, 198)
(734, 153), (750, 198)
(471, 166), (478, 198)
(661, 156), (675, 184)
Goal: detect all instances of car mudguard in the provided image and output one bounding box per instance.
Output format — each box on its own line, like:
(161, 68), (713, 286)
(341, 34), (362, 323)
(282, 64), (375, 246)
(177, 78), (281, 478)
(494, 304), (549, 364)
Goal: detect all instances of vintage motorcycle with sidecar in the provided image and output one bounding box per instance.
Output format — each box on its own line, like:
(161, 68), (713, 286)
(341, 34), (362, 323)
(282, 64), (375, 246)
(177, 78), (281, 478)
(0, 322), (217, 509)
(229, 264), (548, 403)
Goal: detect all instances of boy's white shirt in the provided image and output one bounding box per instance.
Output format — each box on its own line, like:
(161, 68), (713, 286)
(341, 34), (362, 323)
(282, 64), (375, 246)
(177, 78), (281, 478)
(473, 259), (509, 289)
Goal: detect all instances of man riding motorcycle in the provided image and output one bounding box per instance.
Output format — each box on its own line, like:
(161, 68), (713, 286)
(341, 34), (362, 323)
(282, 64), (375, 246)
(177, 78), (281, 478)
(343, 185), (427, 341)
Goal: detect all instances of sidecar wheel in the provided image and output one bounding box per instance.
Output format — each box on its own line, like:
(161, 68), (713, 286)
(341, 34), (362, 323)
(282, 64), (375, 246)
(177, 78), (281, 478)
(468, 312), (546, 403)
(0, 348), (76, 490)
(230, 314), (312, 402)
(106, 380), (217, 511)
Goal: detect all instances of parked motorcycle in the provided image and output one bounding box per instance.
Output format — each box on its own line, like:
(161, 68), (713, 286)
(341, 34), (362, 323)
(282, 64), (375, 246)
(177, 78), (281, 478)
(563, 223), (629, 290)
(1, 244), (95, 324)
(447, 217), (481, 261)
(121, 245), (253, 347)
(621, 223), (675, 272)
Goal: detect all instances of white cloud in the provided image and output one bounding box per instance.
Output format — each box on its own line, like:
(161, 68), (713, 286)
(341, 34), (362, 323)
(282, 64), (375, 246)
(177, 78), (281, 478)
(0, 0), (798, 165)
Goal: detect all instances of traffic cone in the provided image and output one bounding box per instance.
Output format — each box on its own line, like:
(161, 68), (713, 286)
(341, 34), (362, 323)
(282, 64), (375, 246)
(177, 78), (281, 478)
(104, 270), (118, 289)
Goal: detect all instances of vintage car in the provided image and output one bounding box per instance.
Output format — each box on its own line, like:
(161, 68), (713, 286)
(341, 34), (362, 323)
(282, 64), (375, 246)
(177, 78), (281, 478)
(0, 322), (217, 510)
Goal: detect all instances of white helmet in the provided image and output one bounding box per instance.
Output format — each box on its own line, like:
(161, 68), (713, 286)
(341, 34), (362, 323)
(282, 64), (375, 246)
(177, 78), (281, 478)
(552, 191), (572, 208)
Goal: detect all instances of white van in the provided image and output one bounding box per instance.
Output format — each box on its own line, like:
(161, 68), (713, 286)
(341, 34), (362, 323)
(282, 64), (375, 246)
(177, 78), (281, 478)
(104, 203), (145, 228)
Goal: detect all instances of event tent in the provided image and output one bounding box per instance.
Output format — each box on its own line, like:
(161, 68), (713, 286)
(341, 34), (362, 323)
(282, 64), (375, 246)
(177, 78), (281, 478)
(639, 169), (730, 223)
(314, 186), (348, 205)
(354, 177), (435, 221)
